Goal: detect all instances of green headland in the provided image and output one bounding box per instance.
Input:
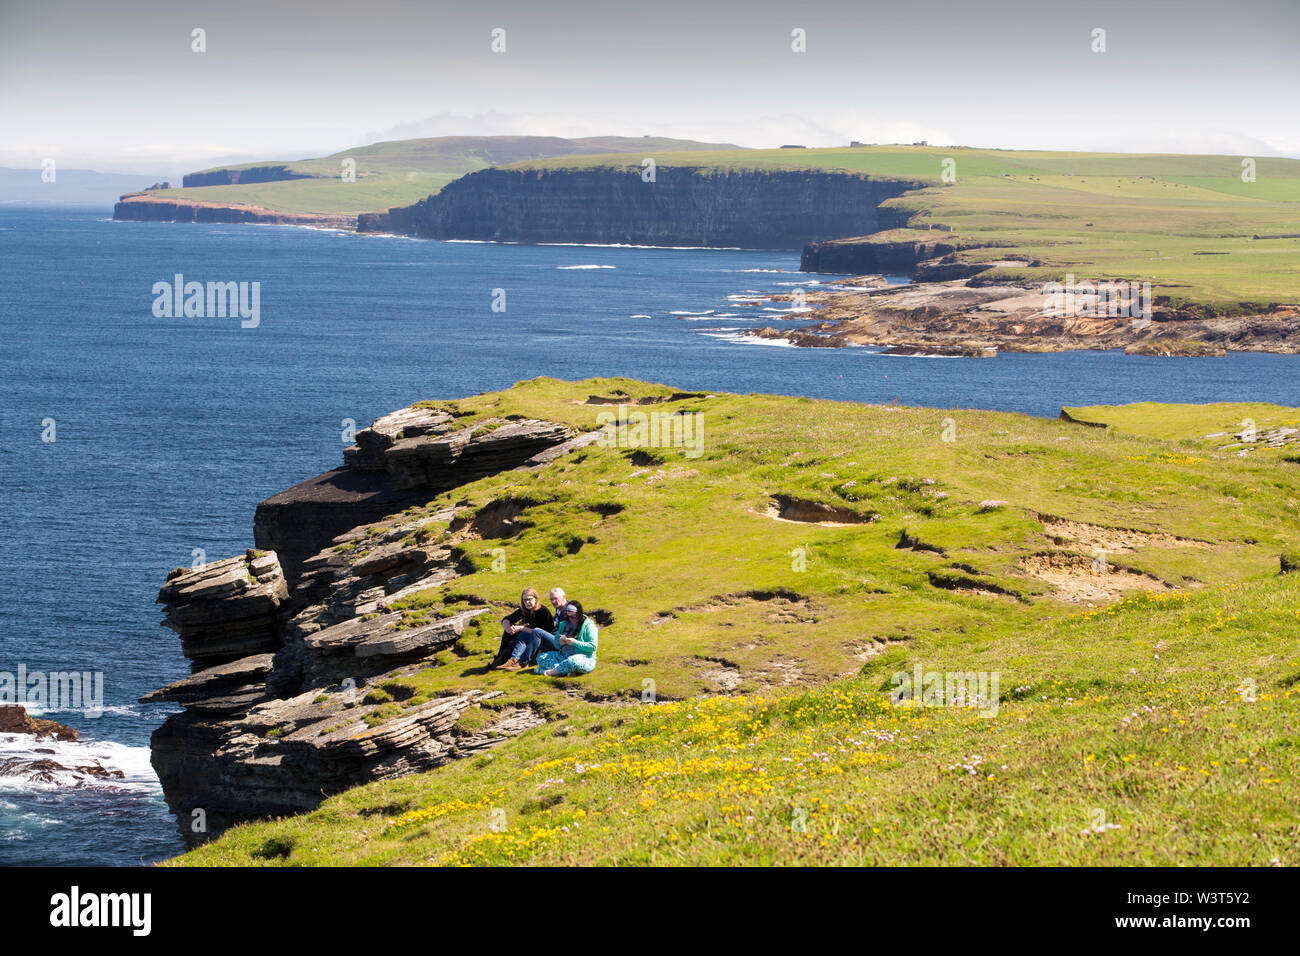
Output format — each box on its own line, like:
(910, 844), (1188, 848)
(128, 135), (741, 215)
(168, 378), (1300, 865)
(125, 141), (1300, 314)
(509, 146), (1300, 308)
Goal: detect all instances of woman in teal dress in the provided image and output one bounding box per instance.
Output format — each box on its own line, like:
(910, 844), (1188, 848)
(535, 601), (598, 676)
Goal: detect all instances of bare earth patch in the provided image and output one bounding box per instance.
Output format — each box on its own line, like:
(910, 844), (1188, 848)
(1038, 514), (1211, 553)
(750, 656), (808, 687)
(763, 495), (878, 526)
(847, 637), (901, 662)
(651, 590), (818, 625)
(694, 660), (741, 692)
(1020, 552), (1171, 603)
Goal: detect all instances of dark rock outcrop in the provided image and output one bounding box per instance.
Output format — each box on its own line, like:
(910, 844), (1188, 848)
(143, 402), (588, 845)
(360, 167), (921, 248)
(801, 237), (966, 274)
(879, 343), (996, 357)
(157, 550), (289, 673)
(255, 407), (575, 586)
(113, 195), (356, 230)
(0, 705), (79, 741)
(751, 327), (847, 348)
(0, 757), (125, 784)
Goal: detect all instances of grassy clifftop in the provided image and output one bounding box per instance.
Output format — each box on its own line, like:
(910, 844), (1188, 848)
(512, 146), (1300, 306)
(133, 135), (741, 216)
(167, 378), (1299, 865)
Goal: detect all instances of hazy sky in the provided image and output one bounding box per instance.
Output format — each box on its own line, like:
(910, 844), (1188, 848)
(2, 0), (1297, 174)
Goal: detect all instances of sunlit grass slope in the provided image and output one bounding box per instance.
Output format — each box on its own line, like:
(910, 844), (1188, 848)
(167, 378), (1300, 865)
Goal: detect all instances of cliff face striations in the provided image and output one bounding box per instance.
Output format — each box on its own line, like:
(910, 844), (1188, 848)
(801, 237), (964, 274)
(143, 406), (600, 845)
(112, 194), (356, 229)
(254, 407), (577, 584)
(358, 167), (921, 248)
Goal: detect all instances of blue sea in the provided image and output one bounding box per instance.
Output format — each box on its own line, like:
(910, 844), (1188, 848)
(1, 206), (1297, 866)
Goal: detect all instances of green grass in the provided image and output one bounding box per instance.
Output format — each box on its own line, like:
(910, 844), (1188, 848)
(132, 135), (740, 216)
(177, 575), (1300, 865)
(1063, 402), (1300, 449)
(513, 146), (1300, 307)
(162, 378), (1300, 865)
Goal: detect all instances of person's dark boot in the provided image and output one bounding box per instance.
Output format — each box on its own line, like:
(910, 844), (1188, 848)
(489, 633), (513, 669)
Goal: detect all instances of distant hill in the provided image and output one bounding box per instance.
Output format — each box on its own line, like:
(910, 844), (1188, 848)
(0, 167), (169, 206)
(121, 135), (742, 216)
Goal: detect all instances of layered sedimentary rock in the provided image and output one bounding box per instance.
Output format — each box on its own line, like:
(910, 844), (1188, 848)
(359, 167), (921, 248)
(143, 404), (586, 844)
(801, 236), (963, 274)
(754, 277), (1300, 354)
(256, 409), (575, 584)
(798, 232), (1021, 277)
(157, 551), (289, 673)
(113, 194), (356, 229)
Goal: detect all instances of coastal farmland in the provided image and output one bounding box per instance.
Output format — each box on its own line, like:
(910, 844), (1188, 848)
(510, 146), (1300, 308)
(125, 141), (1300, 313)
(123, 135), (741, 216)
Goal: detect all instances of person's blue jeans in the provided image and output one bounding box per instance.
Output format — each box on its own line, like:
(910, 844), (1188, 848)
(511, 627), (559, 664)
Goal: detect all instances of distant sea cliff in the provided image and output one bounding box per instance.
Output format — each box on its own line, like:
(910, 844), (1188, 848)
(357, 166), (920, 248)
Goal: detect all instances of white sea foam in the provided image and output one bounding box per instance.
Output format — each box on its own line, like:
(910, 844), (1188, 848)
(879, 352), (962, 359)
(537, 241), (739, 250)
(629, 314), (652, 319)
(702, 332), (798, 347)
(20, 811), (63, 826)
(557, 264), (615, 270)
(356, 232), (423, 242)
(669, 310), (714, 316)
(0, 733), (161, 792)
(23, 703), (141, 719)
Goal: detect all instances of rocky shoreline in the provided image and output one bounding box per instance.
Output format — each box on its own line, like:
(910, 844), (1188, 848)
(0, 706), (130, 787)
(141, 405), (600, 845)
(748, 277), (1300, 355)
(0, 704), (79, 741)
